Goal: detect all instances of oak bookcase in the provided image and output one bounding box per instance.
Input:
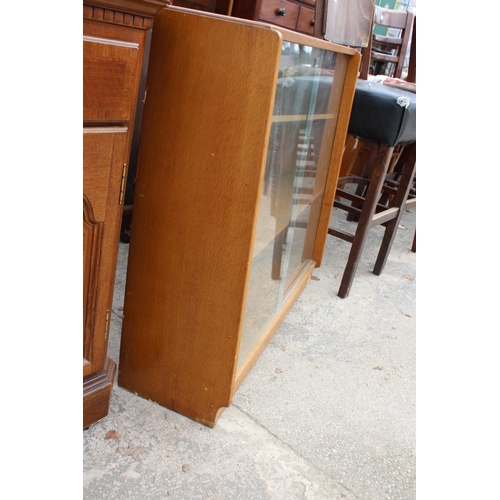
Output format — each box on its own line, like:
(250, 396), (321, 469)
(118, 6), (360, 427)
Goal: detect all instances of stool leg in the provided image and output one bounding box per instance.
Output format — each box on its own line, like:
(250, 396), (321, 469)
(373, 144), (416, 275)
(338, 144), (394, 298)
(346, 143), (378, 222)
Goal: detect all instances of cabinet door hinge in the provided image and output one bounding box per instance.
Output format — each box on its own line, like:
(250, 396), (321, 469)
(104, 309), (110, 341)
(119, 163), (127, 204)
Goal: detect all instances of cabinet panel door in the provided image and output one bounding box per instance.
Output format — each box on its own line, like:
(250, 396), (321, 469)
(83, 128), (128, 378)
(237, 42), (351, 372)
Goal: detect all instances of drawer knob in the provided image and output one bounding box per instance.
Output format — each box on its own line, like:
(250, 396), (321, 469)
(311, 19), (315, 26)
(277, 8), (287, 16)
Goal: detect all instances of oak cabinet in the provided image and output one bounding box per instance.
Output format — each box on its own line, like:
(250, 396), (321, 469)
(83, 0), (167, 429)
(117, 7), (360, 427)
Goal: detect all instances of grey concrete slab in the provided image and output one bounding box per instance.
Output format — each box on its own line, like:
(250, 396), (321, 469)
(83, 208), (416, 500)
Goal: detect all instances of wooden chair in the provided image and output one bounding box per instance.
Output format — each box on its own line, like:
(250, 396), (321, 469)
(359, 5), (415, 80)
(327, 6), (417, 299)
(328, 81), (416, 298)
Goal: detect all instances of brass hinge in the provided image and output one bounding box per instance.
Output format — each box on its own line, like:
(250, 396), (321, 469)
(119, 163), (127, 204)
(104, 309), (110, 341)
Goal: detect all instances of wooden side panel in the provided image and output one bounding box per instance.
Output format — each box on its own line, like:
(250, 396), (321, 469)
(118, 9), (282, 426)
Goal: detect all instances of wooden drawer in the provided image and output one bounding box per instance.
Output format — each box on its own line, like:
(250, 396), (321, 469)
(300, 0), (315, 6)
(296, 5), (315, 35)
(259, 0), (300, 30)
(83, 35), (140, 123)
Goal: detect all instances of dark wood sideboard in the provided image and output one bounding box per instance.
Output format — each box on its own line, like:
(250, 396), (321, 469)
(83, 0), (168, 429)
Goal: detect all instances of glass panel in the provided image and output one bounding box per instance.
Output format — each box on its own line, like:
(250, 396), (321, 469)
(237, 41), (346, 370)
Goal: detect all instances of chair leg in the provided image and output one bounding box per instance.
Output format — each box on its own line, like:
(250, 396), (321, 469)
(338, 144), (394, 298)
(411, 230), (416, 253)
(373, 144), (416, 275)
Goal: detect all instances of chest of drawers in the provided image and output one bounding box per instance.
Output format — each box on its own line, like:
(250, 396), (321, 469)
(231, 0), (317, 36)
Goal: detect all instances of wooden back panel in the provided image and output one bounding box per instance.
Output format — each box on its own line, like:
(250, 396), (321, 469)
(118, 7), (282, 426)
(323, 0), (375, 48)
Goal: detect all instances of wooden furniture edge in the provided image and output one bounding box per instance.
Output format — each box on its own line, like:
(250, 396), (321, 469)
(312, 50), (361, 266)
(166, 5), (358, 57)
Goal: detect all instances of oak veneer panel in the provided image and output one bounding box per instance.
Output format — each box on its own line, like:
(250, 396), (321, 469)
(118, 9), (283, 427)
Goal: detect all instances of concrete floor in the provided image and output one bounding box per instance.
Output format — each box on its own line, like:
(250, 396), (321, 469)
(83, 207), (416, 500)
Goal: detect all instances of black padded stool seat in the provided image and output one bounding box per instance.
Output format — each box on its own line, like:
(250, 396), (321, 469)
(328, 80), (416, 298)
(348, 80), (416, 146)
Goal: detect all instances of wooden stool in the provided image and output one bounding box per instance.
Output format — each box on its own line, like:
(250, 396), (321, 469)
(328, 80), (416, 298)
